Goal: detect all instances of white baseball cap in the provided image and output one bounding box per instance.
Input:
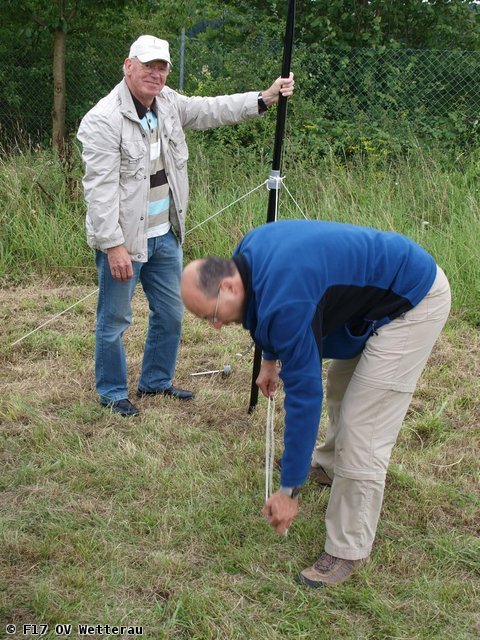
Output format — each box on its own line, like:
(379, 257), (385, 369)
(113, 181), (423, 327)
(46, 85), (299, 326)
(128, 35), (171, 66)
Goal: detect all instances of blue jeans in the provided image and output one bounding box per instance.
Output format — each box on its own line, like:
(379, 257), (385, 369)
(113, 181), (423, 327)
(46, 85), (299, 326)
(95, 230), (183, 403)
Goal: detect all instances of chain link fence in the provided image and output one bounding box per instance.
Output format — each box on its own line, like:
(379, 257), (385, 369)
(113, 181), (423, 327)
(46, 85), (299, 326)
(0, 37), (479, 149)
(310, 47), (480, 117)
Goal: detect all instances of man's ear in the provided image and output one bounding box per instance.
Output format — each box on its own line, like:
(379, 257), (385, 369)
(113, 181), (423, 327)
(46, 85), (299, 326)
(220, 274), (243, 296)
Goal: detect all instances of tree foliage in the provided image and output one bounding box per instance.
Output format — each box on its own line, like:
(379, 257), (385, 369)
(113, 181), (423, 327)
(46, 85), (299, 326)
(1, 0), (133, 152)
(1, 0), (479, 154)
(199, 0), (480, 50)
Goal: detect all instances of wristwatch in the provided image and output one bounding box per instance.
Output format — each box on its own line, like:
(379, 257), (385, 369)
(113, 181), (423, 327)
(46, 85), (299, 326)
(258, 92), (268, 114)
(279, 486), (301, 499)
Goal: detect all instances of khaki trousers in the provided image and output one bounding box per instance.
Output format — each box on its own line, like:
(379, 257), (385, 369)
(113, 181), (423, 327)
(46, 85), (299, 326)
(312, 267), (451, 560)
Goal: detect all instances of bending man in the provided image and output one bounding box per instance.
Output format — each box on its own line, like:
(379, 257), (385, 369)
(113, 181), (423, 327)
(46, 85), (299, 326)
(180, 219), (451, 588)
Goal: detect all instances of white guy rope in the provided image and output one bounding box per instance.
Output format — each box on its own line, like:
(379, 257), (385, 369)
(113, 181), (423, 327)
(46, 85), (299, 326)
(265, 395), (276, 501)
(283, 182), (309, 220)
(10, 176), (289, 348)
(10, 180), (269, 347)
(427, 455), (465, 468)
(265, 395), (289, 537)
(10, 289), (98, 347)
(185, 180), (267, 236)
(274, 179), (280, 222)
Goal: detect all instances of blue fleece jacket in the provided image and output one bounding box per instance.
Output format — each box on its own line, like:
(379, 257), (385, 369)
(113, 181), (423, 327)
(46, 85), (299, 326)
(233, 220), (437, 487)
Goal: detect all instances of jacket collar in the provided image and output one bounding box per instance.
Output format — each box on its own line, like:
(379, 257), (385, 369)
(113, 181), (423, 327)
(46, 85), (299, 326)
(130, 91), (158, 119)
(117, 79), (159, 121)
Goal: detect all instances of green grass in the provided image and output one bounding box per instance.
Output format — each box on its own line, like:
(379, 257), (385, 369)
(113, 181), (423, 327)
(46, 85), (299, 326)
(0, 144), (91, 283)
(1, 141), (479, 323)
(1, 284), (479, 639)
(0, 143), (479, 637)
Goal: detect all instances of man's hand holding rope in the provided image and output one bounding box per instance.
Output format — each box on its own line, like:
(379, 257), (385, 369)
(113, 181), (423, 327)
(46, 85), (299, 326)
(256, 359), (280, 398)
(257, 359), (299, 535)
(262, 492), (299, 535)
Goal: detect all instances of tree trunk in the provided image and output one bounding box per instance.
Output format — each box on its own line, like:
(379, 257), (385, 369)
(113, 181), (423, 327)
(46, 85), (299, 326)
(52, 26), (66, 155)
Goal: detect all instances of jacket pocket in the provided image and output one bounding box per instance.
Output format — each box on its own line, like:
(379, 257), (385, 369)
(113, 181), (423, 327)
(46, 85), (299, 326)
(169, 138), (189, 169)
(120, 140), (145, 178)
(163, 116), (189, 169)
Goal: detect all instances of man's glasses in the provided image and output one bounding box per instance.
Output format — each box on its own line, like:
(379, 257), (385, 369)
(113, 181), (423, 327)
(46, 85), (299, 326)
(137, 60), (170, 75)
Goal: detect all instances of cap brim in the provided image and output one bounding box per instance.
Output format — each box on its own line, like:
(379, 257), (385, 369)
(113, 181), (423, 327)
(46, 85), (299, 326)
(136, 52), (171, 65)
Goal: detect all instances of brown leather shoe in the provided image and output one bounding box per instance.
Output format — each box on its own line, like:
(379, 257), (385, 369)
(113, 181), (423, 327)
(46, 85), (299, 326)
(296, 552), (366, 588)
(309, 465), (332, 487)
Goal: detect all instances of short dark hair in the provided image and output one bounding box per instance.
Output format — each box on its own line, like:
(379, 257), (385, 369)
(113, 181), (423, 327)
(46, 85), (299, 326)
(198, 257), (236, 298)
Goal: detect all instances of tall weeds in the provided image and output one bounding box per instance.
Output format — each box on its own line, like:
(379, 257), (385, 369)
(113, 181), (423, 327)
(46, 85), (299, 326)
(1, 140), (478, 322)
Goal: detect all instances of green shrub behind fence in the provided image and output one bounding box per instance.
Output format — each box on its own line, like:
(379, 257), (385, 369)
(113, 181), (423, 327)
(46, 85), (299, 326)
(0, 34), (479, 154)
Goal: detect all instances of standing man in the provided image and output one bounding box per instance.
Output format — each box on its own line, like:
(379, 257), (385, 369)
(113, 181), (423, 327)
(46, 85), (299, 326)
(77, 35), (294, 416)
(180, 219), (451, 588)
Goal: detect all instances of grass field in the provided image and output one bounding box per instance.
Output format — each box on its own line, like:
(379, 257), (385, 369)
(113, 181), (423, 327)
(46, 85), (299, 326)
(1, 144), (479, 638)
(1, 282), (479, 639)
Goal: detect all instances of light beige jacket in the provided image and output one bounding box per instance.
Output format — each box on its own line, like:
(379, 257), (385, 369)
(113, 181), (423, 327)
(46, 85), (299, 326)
(77, 79), (260, 261)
